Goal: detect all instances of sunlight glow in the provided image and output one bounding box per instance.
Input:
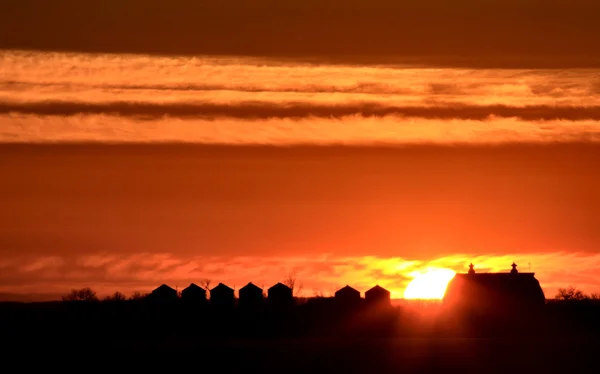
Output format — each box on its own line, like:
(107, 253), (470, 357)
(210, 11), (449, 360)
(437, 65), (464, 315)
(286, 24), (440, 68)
(403, 268), (456, 300)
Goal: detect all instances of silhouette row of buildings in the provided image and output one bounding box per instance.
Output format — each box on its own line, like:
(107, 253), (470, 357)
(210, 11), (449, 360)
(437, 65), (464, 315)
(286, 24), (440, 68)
(149, 282), (391, 307)
(148, 262), (545, 314)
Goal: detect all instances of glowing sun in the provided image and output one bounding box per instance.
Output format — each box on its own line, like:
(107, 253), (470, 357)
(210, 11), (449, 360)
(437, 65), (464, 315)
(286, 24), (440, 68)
(403, 268), (456, 299)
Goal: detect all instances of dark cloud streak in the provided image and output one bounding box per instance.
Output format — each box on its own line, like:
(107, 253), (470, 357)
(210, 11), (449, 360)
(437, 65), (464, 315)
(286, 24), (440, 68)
(3, 100), (600, 122)
(0, 80), (416, 96)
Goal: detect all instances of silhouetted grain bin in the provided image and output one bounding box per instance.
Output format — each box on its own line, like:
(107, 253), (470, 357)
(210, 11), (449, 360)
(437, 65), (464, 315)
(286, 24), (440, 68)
(210, 283), (235, 308)
(335, 285), (362, 307)
(149, 284), (178, 303)
(365, 285), (391, 306)
(239, 282), (263, 308)
(268, 282), (293, 306)
(181, 283), (207, 303)
(444, 263), (546, 317)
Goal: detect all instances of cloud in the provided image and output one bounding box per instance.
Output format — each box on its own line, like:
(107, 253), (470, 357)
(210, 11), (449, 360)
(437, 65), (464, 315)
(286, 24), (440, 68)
(3, 51), (600, 105)
(4, 100), (600, 122)
(2, 252), (600, 300)
(1, 80), (418, 96)
(1, 51), (599, 144)
(2, 113), (600, 145)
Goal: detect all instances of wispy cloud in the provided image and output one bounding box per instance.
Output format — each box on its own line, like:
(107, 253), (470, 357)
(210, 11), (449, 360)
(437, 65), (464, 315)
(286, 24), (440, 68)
(1, 51), (600, 145)
(3, 113), (600, 144)
(2, 252), (599, 299)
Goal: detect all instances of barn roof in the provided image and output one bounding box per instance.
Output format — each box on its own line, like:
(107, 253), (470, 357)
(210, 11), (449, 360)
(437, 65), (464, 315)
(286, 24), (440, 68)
(444, 262), (546, 309)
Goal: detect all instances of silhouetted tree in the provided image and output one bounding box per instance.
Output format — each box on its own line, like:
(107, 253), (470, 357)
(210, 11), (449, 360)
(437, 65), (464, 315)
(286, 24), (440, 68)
(555, 286), (586, 301)
(129, 291), (147, 300)
(62, 287), (98, 302)
(590, 293), (600, 300)
(200, 279), (212, 294)
(283, 272), (303, 297)
(104, 291), (127, 302)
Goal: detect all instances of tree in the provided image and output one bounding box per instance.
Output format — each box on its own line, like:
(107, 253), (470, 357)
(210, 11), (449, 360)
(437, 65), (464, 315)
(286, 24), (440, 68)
(62, 287), (98, 302)
(590, 292), (600, 300)
(283, 272), (303, 297)
(199, 279), (212, 292)
(555, 286), (587, 301)
(129, 291), (147, 300)
(104, 291), (127, 302)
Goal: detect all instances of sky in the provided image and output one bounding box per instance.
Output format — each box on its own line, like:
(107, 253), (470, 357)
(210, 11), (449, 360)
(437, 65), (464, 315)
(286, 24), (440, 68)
(1, 1), (600, 301)
(1, 0), (600, 67)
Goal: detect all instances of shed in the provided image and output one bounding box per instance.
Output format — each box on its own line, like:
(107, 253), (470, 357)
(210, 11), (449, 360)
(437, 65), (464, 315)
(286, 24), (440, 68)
(210, 283), (235, 308)
(239, 282), (263, 308)
(149, 284), (178, 303)
(335, 285), (361, 306)
(365, 285), (391, 306)
(181, 283), (207, 303)
(267, 282), (293, 305)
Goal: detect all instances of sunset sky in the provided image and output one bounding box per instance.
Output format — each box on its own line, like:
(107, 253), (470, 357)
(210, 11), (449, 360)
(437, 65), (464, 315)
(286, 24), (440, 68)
(1, 0), (599, 300)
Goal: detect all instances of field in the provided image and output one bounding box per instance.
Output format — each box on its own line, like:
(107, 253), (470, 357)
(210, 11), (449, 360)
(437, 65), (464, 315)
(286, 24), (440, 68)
(10, 336), (598, 372)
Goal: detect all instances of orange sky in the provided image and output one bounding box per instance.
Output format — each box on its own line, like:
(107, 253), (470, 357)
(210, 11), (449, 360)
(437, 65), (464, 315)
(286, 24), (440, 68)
(1, 143), (600, 300)
(1, 2), (600, 301)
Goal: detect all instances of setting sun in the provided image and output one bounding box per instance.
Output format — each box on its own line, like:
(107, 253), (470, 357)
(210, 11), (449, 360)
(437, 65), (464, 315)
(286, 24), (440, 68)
(403, 268), (456, 300)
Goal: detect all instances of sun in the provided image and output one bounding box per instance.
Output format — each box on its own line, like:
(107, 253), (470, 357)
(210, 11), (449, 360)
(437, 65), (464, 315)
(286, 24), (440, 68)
(403, 268), (456, 300)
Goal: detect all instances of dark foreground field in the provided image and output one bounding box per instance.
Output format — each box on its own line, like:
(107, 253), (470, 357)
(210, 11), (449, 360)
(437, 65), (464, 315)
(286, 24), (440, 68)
(3, 299), (600, 373)
(10, 336), (600, 373)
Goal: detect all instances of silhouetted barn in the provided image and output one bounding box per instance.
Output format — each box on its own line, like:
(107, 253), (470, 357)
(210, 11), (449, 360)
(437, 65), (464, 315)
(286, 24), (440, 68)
(210, 283), (235, 308)
(444, 263), (546, 316)
(239, 282), (263, 308)
(181, 283), (206, 303)
(149, 284), (178, 303)
(335, 285), (361, 307)
(268, 283), (293, 306)
(365, 285), (391, 306)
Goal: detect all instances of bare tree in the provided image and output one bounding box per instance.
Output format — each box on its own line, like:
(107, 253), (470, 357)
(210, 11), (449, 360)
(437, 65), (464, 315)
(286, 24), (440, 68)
(199, 279), (212, 300)
(129, 291), (147, 300)
(199, 279), (212, 292)
(590, 292), (600, 300)
(62, 287), (98, 302)
(313, 288), (325, 298)
(283, 272), (303, 297)
(104, 291), (127, 302)
(555, 286), (587, 301)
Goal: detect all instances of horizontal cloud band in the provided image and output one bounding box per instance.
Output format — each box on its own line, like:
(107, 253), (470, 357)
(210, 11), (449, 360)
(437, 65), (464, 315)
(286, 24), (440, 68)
(3, 80), (418, 96)
(3, 101), (600, 121)
(2, 252), (600, 300)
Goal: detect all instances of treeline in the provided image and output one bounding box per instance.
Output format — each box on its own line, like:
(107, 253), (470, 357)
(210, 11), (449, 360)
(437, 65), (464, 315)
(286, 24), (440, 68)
(554, 286), (600, 301)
